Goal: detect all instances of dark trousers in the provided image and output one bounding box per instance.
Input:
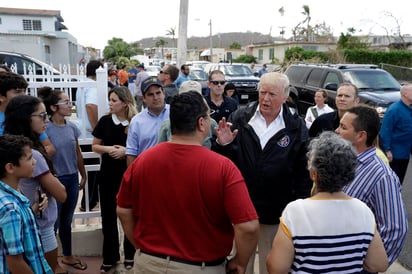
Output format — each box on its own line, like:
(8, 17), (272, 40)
(80, 145), (99, 210)
(55, 173), (79, 256)
(99, 173), (135, 265)
(390, 158), (410, 184)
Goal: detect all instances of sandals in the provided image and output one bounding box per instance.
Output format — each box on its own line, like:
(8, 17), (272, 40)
(61, 259), (88, 270)
(100, 264), (114, 273)
(124, 260), (134, 270)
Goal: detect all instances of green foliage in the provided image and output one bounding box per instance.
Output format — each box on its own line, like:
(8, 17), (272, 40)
(337, 29), (369, 50)
(283, 46), (412, 68)
(103, 37), (140, 63)
(284, 47), (334, 65)
(229, 42), (242, 49)
(166, 27), (176, 47)
(284, 47), (305, 61)
(343, 49), (412, 66)
(117, 57), (130, 68)
(155, 39), (167, 48)
(232, 55), (257, 63)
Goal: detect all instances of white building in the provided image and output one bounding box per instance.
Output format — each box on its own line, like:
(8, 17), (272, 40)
(0, 7), (90, 67)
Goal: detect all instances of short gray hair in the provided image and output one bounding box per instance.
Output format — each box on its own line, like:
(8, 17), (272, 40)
(308, 131), (358, 192)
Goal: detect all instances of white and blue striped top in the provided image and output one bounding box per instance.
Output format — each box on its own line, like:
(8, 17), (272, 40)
(281, 197), (376, 273)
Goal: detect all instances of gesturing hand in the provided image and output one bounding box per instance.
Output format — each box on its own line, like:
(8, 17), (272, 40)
(214, 117), (238, 145)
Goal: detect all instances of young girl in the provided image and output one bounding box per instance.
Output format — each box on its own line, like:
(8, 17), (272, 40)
(38, 87), (88, 271)
(92, 86), (137, 272)
(4, 95), (67, 272)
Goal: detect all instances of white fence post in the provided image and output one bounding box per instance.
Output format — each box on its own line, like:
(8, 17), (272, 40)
(96, 66), (108, 119)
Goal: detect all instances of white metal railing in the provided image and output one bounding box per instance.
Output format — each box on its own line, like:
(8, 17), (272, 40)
(11, 63), (109, 224)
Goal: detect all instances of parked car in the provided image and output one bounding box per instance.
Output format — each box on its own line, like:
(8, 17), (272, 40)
(285, 63), (401, 117)
(189, 67), (208, 94)
(204, 63), (260, 103)
(145, 65), (161, 76)
(187, 61), (210, 71)
(0, 51), (60, 75)
(0, 51), (80, 101)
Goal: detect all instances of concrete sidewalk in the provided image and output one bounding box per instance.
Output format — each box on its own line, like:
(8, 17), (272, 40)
(69, 193), (412, 273)
(65, 222), (412, 274)
(57, 253), (412, 274)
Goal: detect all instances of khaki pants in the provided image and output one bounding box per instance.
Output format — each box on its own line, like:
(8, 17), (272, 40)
(134, 250), (226, 274)
(246, 224), (278, 274)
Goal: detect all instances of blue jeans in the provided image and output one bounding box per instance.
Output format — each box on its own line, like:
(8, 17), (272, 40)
(55, 173), (79, 256)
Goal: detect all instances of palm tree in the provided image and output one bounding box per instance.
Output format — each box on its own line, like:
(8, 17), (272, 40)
(166, 27), (176, 48)
(302, 5), (311, 41)
(155, 39), (168, 58)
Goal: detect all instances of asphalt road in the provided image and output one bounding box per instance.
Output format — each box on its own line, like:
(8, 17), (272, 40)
(398, 159), (412, 269)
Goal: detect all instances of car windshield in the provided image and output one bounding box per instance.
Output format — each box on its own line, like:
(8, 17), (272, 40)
(343, 70), (401, 90)
(190, 69), (208, 80)
(221, 65), (253, 76)
(146, 66), (160, 73)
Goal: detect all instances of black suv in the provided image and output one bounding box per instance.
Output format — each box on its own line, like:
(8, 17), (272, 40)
(285, 64), (401, 117)
(204, 63), (260, 103)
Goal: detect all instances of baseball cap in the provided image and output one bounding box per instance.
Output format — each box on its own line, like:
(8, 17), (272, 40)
(179, 81), (202, 94)
(137, 64), (144, 69)
(141, 76), (162, 94)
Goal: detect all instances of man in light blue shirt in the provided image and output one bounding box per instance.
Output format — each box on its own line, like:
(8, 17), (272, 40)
(126, 76), (170, 166)
(174, 64), (191, 88)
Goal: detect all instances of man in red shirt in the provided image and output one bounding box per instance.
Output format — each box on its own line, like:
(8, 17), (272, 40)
(117, 91), (259, 274)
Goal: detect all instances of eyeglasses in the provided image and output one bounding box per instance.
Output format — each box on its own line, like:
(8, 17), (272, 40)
(159, 70), (169, 74)
(55, 100), (73, 106)
(208, 109), (216, 116)
(210, 80), (226, 86)
(31, 112), (48, 121)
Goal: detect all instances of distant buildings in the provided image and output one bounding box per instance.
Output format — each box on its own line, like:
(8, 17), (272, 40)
(1, 7), (411, 67)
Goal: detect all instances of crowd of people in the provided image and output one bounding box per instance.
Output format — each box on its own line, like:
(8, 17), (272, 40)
(0, 60), (411, 274)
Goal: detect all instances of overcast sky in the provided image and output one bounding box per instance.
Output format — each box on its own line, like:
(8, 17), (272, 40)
(1, 0), (411, 49)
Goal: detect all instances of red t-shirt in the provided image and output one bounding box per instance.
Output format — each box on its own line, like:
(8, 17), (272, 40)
(117, 143), (258, 262)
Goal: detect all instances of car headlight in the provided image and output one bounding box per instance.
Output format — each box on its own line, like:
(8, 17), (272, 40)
(375, 106), (387, 117)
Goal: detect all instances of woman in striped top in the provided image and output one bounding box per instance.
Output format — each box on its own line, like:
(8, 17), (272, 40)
(266, 131), (388, 274)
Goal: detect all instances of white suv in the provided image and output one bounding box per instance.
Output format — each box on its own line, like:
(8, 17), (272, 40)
(0, 51), (60, 75)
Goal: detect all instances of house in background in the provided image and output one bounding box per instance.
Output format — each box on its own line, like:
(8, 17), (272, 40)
(0, 7), (92, 67)
(246, 41), (337, 65)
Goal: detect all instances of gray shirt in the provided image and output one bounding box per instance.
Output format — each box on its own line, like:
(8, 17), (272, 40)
(46, 119), (81, 176)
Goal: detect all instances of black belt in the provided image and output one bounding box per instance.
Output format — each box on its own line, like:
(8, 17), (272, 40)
(140, 250), (226, 266)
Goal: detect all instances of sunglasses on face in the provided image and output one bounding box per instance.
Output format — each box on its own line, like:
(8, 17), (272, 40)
(31, 112), (48, 121)
(159, 70), (169, 74)
(210, 80), (226, 86)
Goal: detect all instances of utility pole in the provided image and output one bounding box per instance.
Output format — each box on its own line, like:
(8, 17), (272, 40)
(177, 0), (188, 67)
(209, 19), (213, 62)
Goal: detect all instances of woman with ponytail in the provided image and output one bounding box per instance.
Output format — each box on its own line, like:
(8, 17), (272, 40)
(38, 87), (88, 271)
